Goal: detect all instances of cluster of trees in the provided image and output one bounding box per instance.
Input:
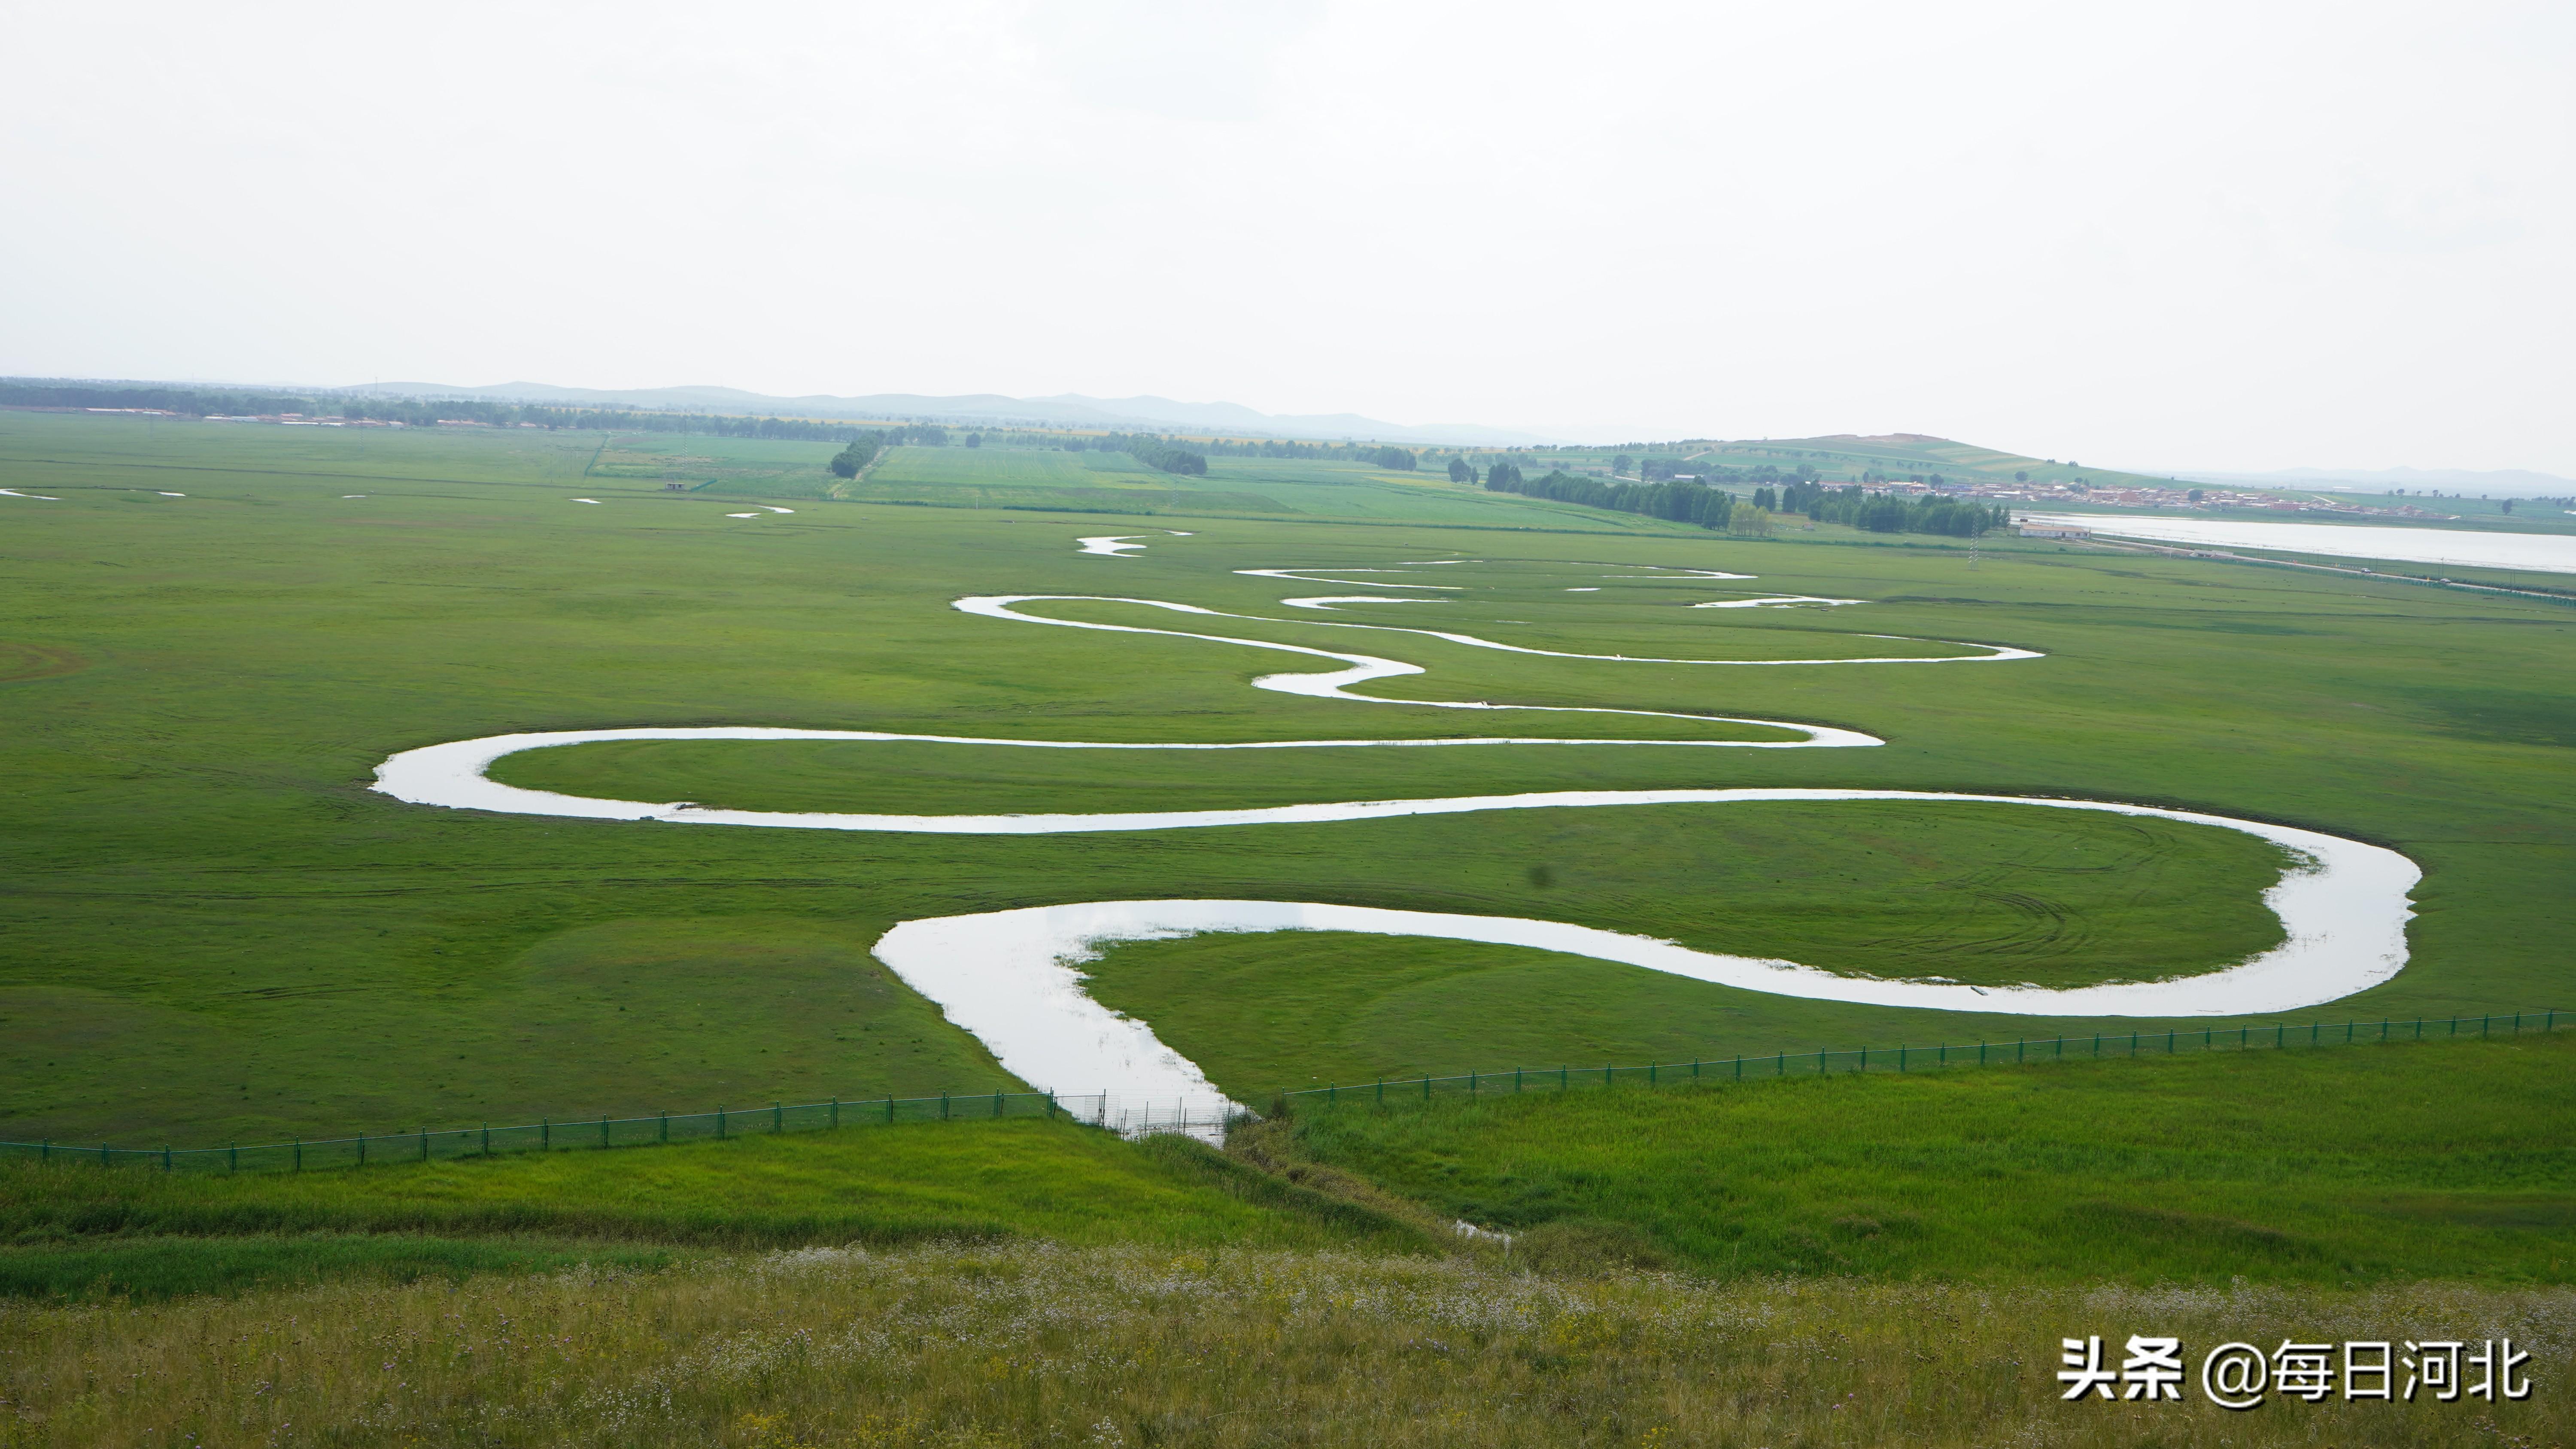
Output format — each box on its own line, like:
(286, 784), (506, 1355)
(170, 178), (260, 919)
(1361, 445), (1416, 470)
(827, 435), (883, 479)
(1093, 433), (1208, 476)
(1756, 482), (2007, 536)
(1701, 461), (1820, 487)
(1484, 468), (1737, 530)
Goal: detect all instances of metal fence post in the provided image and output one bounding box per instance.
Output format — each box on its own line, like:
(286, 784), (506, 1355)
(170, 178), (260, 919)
(480, 1124), (489, 1155)
(601, 1114), (610, 1148)
(830, 1097), (839, 1128)
(228, 1144), (237, 1172)
(718, 1107), (727, 1138)
(941, 1092), (950, 1121)
(162, 1146), (172, 1172)
(419, 1128), (428, 1161)
(1424, 1074), (1433, 1101)
(775, 1102), (784, 1133)
(292, 1138), (301, 1172)
(1470, 1071), (1479, 1097)
(885, 1096), (894, 1124)
(356, 1136), (365, 1167)
(659, 1112), (668, 1143)
(992, 1090), (1002, 1119)
(1899, 1046), (1907, 1072)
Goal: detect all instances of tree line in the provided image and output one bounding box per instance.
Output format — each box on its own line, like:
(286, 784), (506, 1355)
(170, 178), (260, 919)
(1760, 482), (2008, 536)
(1089, 433), (1209, 475)
(0, 379), (941, 444)
(1483, 467), (1738, 530)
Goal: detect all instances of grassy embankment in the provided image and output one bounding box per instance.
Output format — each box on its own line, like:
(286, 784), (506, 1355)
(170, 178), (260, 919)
(2, 408), (2571, 1150)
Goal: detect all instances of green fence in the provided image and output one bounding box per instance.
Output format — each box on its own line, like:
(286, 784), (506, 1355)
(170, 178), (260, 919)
(1282, 1010), (2568, 1113)
(0, 1088), (1247, 1176)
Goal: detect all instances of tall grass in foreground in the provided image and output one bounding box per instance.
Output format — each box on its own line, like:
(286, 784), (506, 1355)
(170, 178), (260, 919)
(3, 1243), (2567, 1447)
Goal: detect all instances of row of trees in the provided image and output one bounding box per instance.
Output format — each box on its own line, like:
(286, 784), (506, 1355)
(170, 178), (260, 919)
(1762, 482), (2008, 536)
(1483, 468), (1738, 530)
(826, 436), (883, 479)
(0, 379), (948, 445)
(1097, 433), (1208, 476)
(1476, 468), (2005, 538)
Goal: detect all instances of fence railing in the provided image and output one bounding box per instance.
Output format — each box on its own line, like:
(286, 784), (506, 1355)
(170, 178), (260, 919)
(9, 1012), (2560, 1173)
(1281, 1010), (2567, 1113)
(0, 1088), (1251, 1175)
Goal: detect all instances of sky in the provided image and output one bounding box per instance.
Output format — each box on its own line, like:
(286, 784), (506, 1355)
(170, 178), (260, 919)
(3, 1), (2570, 472)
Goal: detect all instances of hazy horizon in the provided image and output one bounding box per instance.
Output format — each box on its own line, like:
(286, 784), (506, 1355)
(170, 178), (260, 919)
(4, 1), (2568, 473)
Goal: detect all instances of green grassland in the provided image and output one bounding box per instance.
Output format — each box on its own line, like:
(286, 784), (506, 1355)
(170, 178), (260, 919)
(0, 1120), (1409, 1269)
(834, 443), (1699, 527)
(2, 409), (2572, 1150)
(1274, 1029), (2576, 1285)
(0, 397), (2571, 1443)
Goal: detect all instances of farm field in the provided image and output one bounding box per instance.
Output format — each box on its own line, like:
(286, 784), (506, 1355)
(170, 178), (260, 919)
(1, 408), (2572, 1442)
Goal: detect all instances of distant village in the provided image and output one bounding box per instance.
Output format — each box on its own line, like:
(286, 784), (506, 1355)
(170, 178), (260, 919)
(1939, 475), (2451, 520)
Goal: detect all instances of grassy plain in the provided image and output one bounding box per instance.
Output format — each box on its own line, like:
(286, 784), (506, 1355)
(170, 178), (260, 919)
(1, 408), (2573, 1439)
(0, 1122), (1408, 1275)
(2, 410), (2572, 1147)
(1272, 1028), (2576, 1285)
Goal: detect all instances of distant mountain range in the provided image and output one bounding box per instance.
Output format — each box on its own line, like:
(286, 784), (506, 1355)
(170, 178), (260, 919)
(337, 381), (1557, 447)
(2167, 466), (2575, 498)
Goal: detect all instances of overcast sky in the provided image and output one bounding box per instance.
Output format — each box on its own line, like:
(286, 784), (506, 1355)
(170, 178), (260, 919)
(3, 2), (2569, 470)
